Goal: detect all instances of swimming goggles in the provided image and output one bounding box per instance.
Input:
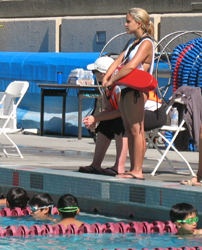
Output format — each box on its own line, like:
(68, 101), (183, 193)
(176, 216), (199, 225)
(58, 207), (78, 213)
(29, 205), (54, 213)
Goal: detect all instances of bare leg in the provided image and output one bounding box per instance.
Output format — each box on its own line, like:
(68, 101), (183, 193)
(79, 132), (111, 173)
(181, 124), (202, 185)
(197, 124), (202, 177)
(191, 124), (202, 185)
(112, 133), (128, 173)
(117, 90), (147, 179)
(90, 132), (111, 170)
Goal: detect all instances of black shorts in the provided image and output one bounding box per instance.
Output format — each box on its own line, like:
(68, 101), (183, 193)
(144, 105), (167, 131)
(95, 117), (125, 140)
(121, 87), (149, 103)
(121, 87), (140, 103)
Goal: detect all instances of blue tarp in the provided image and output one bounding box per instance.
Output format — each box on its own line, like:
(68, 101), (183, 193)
(0, 52), (101, 136)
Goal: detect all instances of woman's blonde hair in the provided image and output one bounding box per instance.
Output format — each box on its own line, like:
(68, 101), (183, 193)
(128, 8), (154, 37)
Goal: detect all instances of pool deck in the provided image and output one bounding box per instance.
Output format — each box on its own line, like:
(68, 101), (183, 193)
(0, 132), (201, 226)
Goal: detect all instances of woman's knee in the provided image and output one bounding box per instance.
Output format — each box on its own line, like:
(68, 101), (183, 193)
(130, 123), (144, 136)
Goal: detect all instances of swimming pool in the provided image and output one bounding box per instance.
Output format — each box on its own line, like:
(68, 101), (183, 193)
(0, 231), (202, 250)
(0, 212), (201, 250)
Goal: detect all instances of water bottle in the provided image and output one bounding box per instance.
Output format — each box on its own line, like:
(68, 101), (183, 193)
(171, 107), (178, 127)
(0, 103), (4, 116)
(57, 72), (63, 84)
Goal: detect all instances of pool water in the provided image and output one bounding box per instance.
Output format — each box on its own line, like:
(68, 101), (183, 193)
(0, 213), (202, 250)
(1, 233), (202, 250)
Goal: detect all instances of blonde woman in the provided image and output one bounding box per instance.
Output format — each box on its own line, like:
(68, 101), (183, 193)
(102, 8), (154, 180)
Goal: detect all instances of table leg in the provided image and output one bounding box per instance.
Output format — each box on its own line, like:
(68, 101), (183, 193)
(62, 94), (66, 136)
(40, 89), (45, 136)
(78, 92), (82, 140)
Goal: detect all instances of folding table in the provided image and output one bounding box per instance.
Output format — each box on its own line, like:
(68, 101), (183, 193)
(37, 84), (102, 139)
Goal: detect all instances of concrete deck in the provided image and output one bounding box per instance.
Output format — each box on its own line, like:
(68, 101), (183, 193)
(0, 132), (201, 225)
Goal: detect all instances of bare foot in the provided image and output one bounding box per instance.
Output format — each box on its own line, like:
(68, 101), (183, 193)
(116, 172), (144, 180)
(180, 176), (202, 186)
(192, 175), (202, 186)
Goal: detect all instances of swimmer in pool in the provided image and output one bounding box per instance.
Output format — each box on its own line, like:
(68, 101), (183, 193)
(0, 187), (30, 209)
(170, 203), (202, 235)
(56, 194), (83, 228)
(29, 193), (58, 222)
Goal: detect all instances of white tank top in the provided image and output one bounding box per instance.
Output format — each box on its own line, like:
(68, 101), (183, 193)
(124, 37), (154, 75)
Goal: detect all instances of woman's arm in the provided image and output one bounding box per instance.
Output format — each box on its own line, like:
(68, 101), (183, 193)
(102, 52), (125, 87)
(83, 94), (121, 129)
(103, 40), (153, 88)
(83, 110), (121, 129)
(94, 109), (121, 122)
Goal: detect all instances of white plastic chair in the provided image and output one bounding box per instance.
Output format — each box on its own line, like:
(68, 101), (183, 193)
(145, 97), (195, 177)
(0, 81), (29, 158)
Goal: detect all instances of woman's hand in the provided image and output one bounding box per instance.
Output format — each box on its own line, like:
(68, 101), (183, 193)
(83, 115), (96, 129)
(102, 78), (113, 90)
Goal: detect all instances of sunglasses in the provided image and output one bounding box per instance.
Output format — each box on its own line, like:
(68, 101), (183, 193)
(29, 205), (53, 213)
(177, 216), (199, 225)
